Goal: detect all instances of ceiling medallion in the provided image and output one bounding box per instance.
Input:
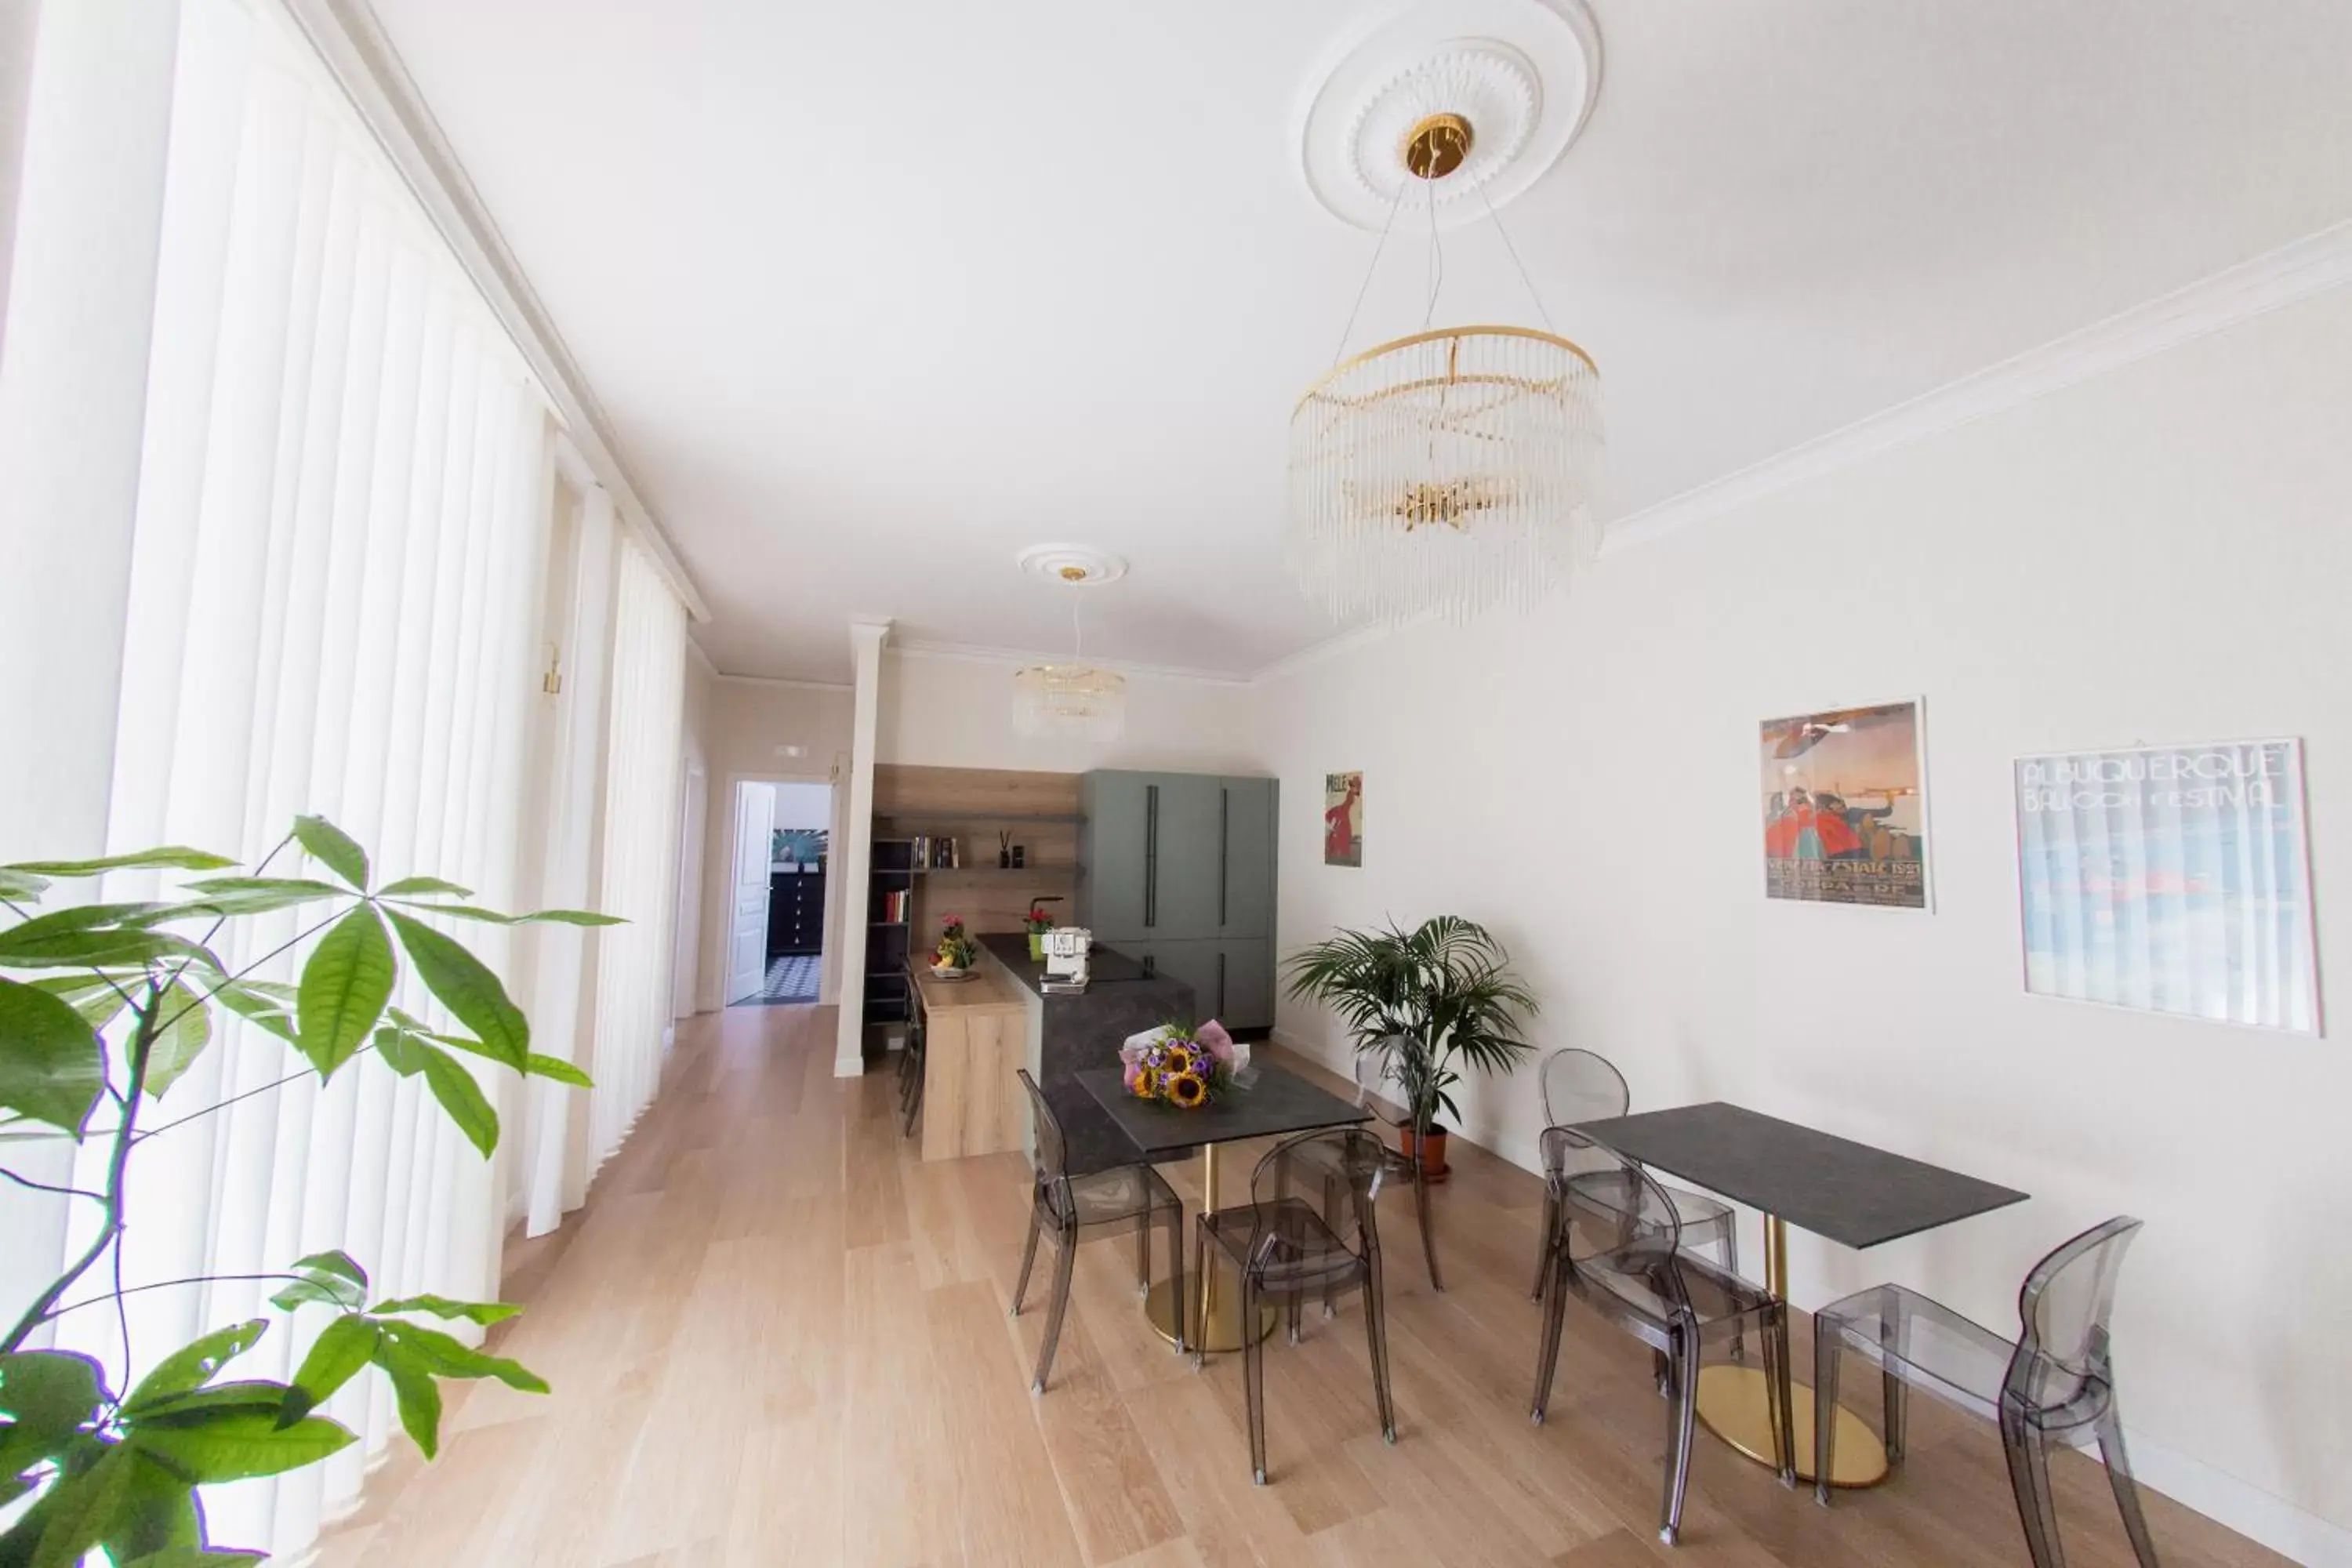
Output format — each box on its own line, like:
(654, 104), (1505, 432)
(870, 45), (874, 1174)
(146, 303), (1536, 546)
(1296, 0), (1600, 233)
(1287, 1), (1606, 626)
(1013, 546), (1127, 741)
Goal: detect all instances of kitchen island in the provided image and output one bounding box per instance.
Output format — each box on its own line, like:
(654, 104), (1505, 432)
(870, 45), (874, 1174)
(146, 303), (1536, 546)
(975, 931), (1196, 1174)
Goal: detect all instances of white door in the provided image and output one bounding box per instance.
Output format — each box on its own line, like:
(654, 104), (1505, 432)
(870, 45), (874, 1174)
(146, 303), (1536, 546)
(726, 780), (775, 1003)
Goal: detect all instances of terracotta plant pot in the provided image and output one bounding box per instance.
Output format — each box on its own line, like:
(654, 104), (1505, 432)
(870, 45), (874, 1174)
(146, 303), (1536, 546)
(1398, 1127), (1450, 1183)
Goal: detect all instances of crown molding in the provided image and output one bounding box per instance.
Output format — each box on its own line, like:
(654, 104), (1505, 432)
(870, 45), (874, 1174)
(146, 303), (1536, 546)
(1250, 219), (2352, 684)
(278, 0), (710, 623)
(1604, 218), (2352, 555)
(889, 637), (1252, 687)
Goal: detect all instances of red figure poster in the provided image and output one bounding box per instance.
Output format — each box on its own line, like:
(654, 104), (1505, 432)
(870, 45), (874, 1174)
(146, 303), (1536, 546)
(1759, 701), (1929, 909)
(1324, 771), (1363, 867)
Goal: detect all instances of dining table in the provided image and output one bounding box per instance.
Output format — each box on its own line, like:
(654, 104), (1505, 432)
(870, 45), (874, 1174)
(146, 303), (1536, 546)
(1571, 1101), (2029, 1487)
(1076, 1062), (1370, 1352)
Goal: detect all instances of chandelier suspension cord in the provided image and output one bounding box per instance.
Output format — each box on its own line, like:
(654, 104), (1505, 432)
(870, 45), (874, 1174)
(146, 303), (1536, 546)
(1421, 162), (1446, 331)
(1071, 590), (1083, 662)
(1475, 176), (1558, 336)
(1326, 176), (1412, 369)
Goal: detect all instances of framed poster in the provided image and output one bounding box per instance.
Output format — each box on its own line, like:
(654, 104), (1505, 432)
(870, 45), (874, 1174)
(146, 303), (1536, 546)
(2014, 738), (2319, 1033)
(1759, 700), (1930, 909)
(1324, 771), (1363, 867)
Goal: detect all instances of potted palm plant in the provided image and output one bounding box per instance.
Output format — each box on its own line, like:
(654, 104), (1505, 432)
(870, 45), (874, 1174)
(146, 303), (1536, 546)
(1284, 915), (1536, 1178)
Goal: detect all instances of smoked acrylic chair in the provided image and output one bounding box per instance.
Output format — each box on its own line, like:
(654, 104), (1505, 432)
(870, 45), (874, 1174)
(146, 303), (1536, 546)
(1530, 1047), (1740, 1299)
(1010, 1069), (1186, 1392)
(1530, 1127), (1795, 1545)
(1812, 1216), (2160, 1567)
(1194, 1127), (1398, 1484)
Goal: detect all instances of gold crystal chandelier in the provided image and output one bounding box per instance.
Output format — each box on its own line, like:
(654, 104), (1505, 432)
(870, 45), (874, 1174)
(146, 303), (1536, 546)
(1012, 553), (1127, 741)
(1289, 113), (1604, 624)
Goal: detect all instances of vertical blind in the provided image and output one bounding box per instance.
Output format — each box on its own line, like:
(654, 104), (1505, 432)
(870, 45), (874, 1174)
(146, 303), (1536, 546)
(586, 539), (688, 1177)
(43, 0), (620, 1556)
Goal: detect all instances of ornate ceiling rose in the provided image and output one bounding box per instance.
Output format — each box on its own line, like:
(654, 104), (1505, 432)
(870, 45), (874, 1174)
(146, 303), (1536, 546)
(1296, 0), (1601, 233)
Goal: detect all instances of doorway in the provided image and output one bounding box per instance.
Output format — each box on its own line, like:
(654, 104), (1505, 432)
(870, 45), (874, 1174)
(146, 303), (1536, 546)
(725, 778), (833, 1006)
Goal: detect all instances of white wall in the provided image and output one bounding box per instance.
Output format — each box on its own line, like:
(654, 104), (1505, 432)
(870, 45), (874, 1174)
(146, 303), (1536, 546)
(769, 780), (832, 833)
(691, 673), (855, 1011)
(880, 647), (1257, 773)
(1246, 287), (2352, 1560)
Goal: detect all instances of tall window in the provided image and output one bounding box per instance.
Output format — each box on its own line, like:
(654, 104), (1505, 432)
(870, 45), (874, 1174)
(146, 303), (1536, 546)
(37, 0), (620, 1553)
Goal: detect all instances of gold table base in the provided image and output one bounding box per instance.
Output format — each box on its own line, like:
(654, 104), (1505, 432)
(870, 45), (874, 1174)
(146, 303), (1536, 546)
(1144, 1276), (1278, 1352)
(1690, 1212), (1889, 1488)
(1694, 1365), (1888, 1488)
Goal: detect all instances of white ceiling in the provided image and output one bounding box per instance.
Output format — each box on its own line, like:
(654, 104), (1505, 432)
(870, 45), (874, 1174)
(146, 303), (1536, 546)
(370, 0), (2352, 682)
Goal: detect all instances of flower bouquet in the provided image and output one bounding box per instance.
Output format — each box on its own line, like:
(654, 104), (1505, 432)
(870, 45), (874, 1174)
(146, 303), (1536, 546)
(1121, 1019), (1247, 1110)
(1023, 900), (1059, 961)
(931, 914), (979, 978)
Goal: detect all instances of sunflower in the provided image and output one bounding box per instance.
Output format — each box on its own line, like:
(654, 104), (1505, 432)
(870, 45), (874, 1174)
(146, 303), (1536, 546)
(1165, 1072), (1207, 1109)
(1134, 1068), (1161, 1100)
(1160, 1044), (1195, 1076)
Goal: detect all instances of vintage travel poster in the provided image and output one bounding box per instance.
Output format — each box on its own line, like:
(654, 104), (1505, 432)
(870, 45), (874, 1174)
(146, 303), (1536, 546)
(1759, 701), (1929, 909)
(1324, 771), (1363, 867)
(2015, 739), (2318, 1033)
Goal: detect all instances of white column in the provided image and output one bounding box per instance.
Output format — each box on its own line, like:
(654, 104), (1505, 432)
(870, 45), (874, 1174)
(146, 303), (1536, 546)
(832, 617), (891, 1076)
(0, 0), (182, 1344)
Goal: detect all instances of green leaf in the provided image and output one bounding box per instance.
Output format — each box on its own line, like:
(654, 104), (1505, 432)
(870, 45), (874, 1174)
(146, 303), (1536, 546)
(208, 978), (293, 1043)
(267, 1252), (367, 1315)
(142, 982), (212, 1098)
(370, 1341), (443, 1459)
(291, 1250), (368, 1290)
(0, 976), (105, 1133)
(0, 1352), (106, 1475)
(375, 1323), (546, 1394)
(100, 1443), (203, 1563)
(373, 1028), (428, 1076)
(412, 1042), (499, 1158)
(0, 926), (220, 974)
(1, 848), (236, 877)
(0, 869), (49, 902)
(373, 877), (473, 899)
(280, 1317), (378, 1425)
(25, 973), (135, 1033)
(121, 1381), (296, 1426)
(369, 1295), (522, 1327)
(123, 1323), (267, 1414)
(161, 877), (353, 920)
(380, 902), (511, 924)
(295, 906), (395, 1078)
(512, 908), (624, 927)
(522, 1053), (593, 1088)
(384, 1005), (429, 1034)
(124, 1549), (267, 1568)
(23, 1441), (139, 1568)
(126, 1409), (354, 1483)
(382, 910), (527, 1068)
(292, 817), (368, 892)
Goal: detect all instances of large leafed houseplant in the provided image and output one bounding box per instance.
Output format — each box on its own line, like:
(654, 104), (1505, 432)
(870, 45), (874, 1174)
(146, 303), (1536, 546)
(0, 815), (615, 1565)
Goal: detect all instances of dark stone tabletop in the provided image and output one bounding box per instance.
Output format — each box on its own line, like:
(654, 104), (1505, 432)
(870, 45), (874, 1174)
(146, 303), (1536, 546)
(1571, 1101), (2028, 1251)
(1075, 1063), (1370, 1160)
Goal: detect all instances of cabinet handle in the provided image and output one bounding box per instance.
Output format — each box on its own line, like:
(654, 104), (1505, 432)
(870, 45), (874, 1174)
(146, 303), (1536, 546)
(1217, 950), (1227, 1016)
(1144, 784), (1159, 927)
(1218, 787), (1229, 927)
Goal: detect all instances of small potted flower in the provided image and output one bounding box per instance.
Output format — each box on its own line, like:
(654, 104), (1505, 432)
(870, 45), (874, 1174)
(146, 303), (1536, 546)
(932, 914), (978, 978)
(1120, 1020), (1247, 1110)
(1023, 898), (1062, 961)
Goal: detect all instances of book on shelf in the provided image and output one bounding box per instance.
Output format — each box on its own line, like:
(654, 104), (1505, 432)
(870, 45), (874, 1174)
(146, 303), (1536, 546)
(875, 887), (911, 924)
(907, 833), (962, 870)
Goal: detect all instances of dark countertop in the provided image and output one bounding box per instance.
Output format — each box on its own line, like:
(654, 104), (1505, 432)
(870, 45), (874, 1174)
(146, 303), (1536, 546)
(1572, 1101), (2029, 1251)
(977, 931), (1196, 1174)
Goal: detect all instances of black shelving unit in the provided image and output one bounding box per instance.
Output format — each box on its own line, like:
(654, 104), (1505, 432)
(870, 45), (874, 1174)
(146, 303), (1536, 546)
(865, 837), (914, 1026)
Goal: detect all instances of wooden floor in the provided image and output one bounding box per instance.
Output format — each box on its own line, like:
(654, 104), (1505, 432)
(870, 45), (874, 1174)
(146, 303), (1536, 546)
(316, 1004), (2287, 1568)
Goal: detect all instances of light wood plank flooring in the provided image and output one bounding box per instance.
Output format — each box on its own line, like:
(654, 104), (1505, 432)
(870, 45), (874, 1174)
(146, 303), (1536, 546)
(315, 1004), (2288, 1568)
